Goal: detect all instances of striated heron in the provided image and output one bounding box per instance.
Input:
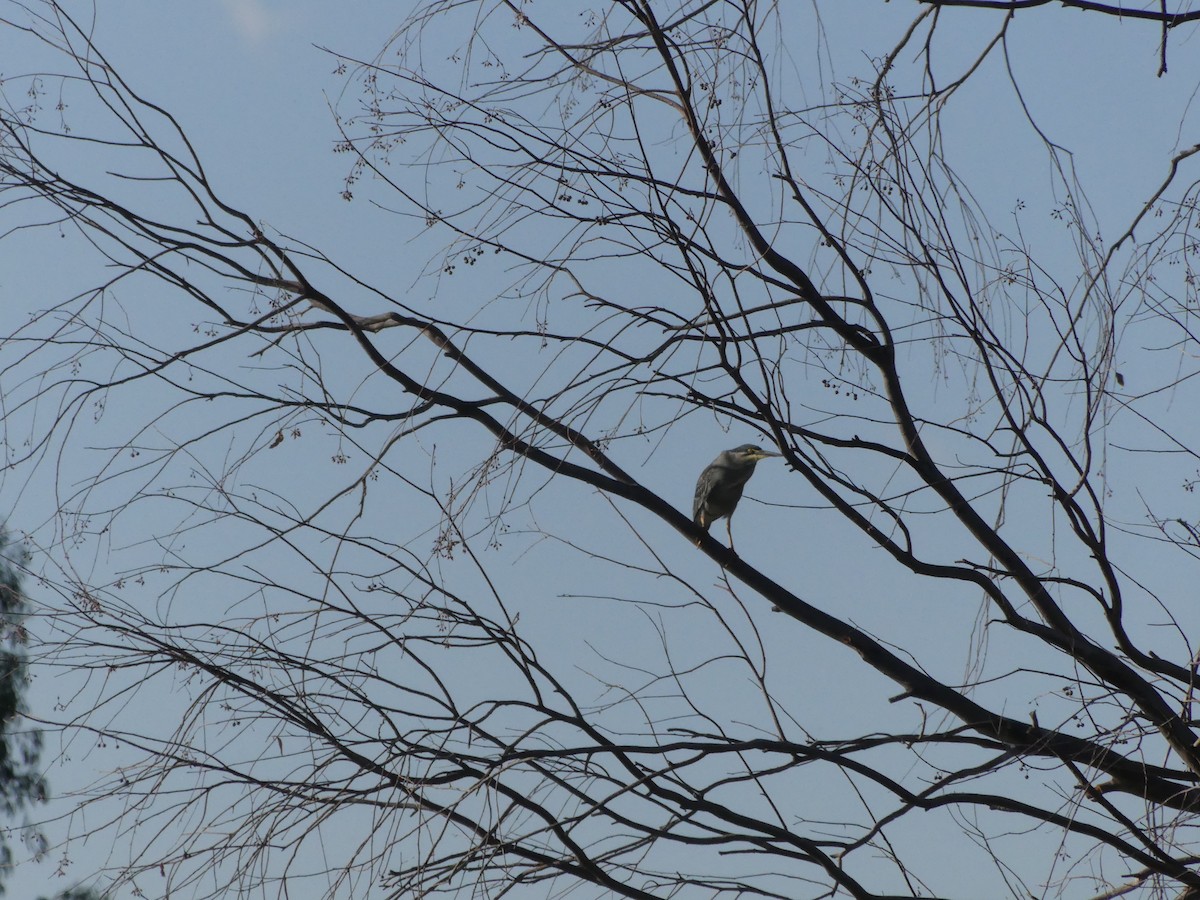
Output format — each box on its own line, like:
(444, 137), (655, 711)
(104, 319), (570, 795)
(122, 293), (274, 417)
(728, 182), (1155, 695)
(693, 444), (781, 549)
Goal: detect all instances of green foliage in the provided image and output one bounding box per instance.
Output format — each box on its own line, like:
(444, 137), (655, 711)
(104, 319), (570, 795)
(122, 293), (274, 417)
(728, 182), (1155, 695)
(0, 527), (44, 893)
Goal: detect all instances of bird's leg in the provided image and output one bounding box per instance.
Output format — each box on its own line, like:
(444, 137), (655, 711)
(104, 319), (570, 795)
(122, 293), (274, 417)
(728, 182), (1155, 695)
(726, 517), (735, 552)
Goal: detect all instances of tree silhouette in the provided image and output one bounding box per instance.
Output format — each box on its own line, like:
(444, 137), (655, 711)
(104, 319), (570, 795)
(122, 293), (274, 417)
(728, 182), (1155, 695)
(3, 1), (1200, 897)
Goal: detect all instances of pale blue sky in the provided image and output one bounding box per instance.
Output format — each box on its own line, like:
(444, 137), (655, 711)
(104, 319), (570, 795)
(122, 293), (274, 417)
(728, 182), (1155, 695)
(6, 2), (1200, 898)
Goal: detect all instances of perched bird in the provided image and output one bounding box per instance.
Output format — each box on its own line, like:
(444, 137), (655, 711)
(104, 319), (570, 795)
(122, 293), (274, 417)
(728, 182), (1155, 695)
(693, 444), (781, 549)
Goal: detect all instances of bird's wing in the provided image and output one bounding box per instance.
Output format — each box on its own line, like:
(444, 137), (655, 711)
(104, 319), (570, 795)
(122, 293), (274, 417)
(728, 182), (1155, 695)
(693, 464), (715, 522)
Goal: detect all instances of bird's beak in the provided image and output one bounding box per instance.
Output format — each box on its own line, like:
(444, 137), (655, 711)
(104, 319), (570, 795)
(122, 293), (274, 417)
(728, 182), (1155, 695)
(753, 450), (782, 461)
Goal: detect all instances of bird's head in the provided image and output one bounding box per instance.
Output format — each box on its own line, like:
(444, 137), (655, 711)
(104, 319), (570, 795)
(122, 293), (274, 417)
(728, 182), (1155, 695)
(728, 444), (782, 466)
